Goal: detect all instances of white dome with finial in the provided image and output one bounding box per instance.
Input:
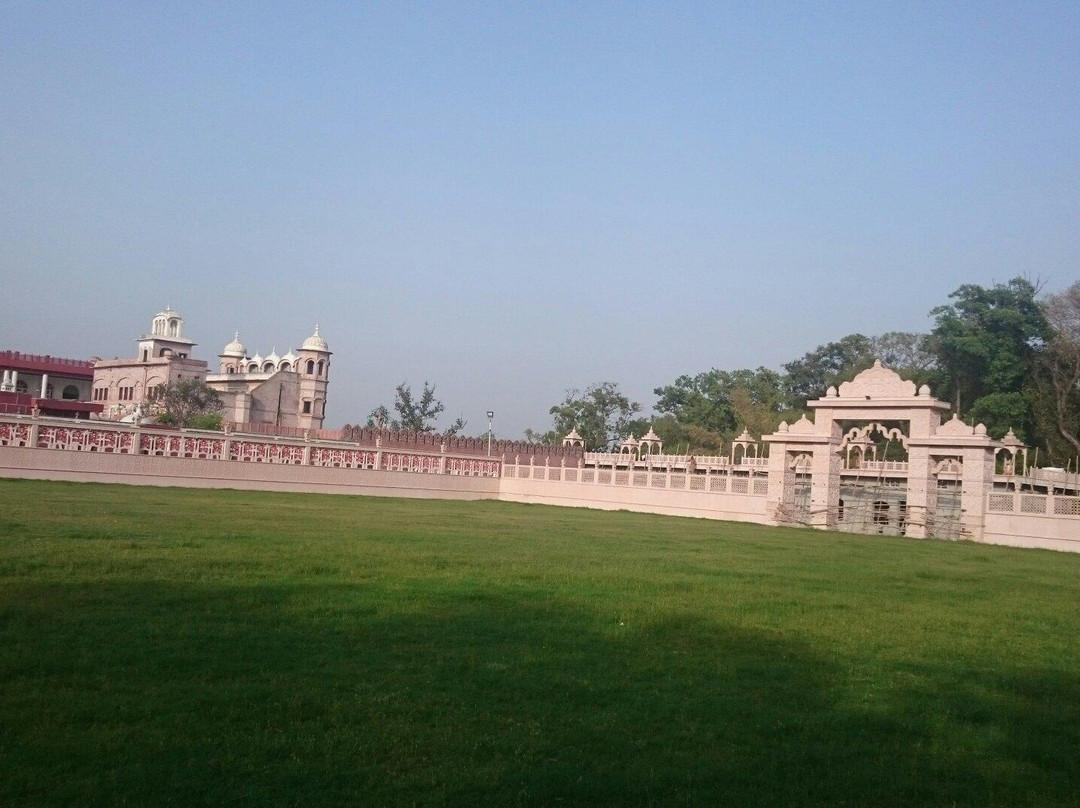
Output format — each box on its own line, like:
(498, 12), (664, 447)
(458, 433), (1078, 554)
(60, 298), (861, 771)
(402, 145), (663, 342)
(221, 331), (246, 358)
(301, 324), (330, 352)
(265, 348), (281, 366)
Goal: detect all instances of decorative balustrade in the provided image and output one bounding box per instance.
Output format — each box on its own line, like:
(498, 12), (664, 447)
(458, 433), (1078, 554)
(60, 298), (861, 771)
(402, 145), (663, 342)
(986, 491), (1080, 518)
(142, 433), (226, 459)
(583, 452), (767, 471)
(502, 462), (768, 497)
(0, 422), (32, 447)
(38, 425), (135, 454)
(0, 415), (501, 478)
(310, 447), (376, 469)
(855, 460), (910, 472)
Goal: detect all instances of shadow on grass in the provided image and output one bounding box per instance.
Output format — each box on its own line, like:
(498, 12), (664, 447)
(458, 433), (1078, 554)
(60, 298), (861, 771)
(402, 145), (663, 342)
(1, 581), (1077, 807)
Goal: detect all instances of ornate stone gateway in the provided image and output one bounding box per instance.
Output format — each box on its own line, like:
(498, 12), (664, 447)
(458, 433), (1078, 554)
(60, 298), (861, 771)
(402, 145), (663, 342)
(764, 361), (1000, 541)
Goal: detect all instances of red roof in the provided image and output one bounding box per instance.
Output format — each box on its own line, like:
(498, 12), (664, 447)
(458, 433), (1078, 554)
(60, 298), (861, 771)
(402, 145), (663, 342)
(0, 350), (95, 378)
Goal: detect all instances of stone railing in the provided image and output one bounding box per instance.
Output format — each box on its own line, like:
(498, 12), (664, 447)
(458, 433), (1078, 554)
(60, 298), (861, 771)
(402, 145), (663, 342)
(0, 416), (501, 478)
(583, 452), (767, 470)
(856, 460), (909, 472)
(503, 462), (769, 496)
(986, 491), (1080, 518)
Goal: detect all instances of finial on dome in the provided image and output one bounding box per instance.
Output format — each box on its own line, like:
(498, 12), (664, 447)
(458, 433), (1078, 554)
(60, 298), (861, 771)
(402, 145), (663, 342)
(222, 331), (247, 357)
(301, 323), (330, 353)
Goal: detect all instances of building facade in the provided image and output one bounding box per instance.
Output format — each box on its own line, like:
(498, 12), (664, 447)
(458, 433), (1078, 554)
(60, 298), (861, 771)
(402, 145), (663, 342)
(0, 351), (102, 419)
(90, 308), (330, 429)
(205, 326), (330, 430)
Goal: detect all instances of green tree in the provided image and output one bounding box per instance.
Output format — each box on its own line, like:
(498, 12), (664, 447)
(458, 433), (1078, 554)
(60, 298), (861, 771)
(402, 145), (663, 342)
(869, 332), (939, 387)
(366, 382), (465, 434)
(648, 414), (725, 455)
(523, 427), (558, 445)
(546, 382), (640, 451)
(654, 367), (789, 438)
(969, 392), (1031, 441)
(929, 277), (1050, 415)
(782, 334), (876, 408)
(149, 379), (224, 429)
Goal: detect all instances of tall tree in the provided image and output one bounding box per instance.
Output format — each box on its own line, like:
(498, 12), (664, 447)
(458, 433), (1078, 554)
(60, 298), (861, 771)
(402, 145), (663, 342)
(869, 332), (939, 386)
(929, 277), (1050, 415)
(1033, 280), (1080, 457)
(547, 382), (640, 451)
(654, 367), (789, 438)
(782, 334), (875, 408)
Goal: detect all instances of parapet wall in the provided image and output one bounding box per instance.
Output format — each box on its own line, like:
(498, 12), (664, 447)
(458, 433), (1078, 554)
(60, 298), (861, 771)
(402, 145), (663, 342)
(500, 463), (771, 524)
(0, 445), (499, 500)
(1, 415), (1078, 552)
(228, 422), (583, 465)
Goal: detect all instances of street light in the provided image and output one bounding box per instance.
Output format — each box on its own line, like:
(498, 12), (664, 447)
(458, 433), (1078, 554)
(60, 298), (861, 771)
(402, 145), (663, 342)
(486, 410), (494, 456)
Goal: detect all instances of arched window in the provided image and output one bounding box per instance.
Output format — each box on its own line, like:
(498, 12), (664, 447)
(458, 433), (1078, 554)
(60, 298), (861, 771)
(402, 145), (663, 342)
(168, 320), (179, 336)
(263, 362), (275, 373)
(317, 361), (324, 376)
(142, 350), (149, 362)
(279, 362), (291, 372)
(226, 366), (234, 374)
(62, 385), (79, 400)
(306, 360), (315, 374)
(302, 400), (312, 414)
(249, 363), (258, 373)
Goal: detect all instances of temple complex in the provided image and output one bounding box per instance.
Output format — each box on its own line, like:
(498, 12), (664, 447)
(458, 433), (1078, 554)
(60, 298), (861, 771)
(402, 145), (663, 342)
(1, 315), (1077, 551)
(88, 308), (330, 429)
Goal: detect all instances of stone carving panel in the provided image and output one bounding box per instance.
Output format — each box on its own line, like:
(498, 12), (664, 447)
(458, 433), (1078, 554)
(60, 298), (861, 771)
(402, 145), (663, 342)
(837, 361), (917, 399)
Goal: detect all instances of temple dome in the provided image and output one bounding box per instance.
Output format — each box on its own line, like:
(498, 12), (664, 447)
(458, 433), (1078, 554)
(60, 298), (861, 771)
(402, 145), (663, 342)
(221, 332), (246, 357)
(301, 324), (329, 353)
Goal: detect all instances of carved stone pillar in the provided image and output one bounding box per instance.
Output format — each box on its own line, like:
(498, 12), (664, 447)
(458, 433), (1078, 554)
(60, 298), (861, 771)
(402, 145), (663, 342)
(905, 446), (933, 539)
(764, 441), (793, 524)
(809, 443), (841, 529)
(960, 446), (995, 542)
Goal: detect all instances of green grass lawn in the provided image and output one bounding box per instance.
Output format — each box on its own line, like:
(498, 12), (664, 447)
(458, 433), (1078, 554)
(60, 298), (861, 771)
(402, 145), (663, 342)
(1, 479), (1078, 807)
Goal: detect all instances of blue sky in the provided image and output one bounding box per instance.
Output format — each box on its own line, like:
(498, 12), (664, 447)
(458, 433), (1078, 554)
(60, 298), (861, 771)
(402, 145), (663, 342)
(2, 2), (1078, 435)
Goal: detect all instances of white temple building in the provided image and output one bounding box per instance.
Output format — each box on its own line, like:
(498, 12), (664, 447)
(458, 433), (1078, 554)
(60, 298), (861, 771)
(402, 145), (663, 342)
(91, 309), (331, 429)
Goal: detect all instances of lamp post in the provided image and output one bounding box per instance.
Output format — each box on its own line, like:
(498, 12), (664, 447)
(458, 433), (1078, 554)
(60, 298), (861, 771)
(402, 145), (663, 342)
(486, 410), (494, 456)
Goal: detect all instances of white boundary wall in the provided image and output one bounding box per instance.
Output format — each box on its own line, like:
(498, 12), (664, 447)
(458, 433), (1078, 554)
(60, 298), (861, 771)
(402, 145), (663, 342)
(0, 446), (499, 500)
(984, 492), (1080, 553)
(2, 416), (1079, 552)
(500, 463), (771, 524)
